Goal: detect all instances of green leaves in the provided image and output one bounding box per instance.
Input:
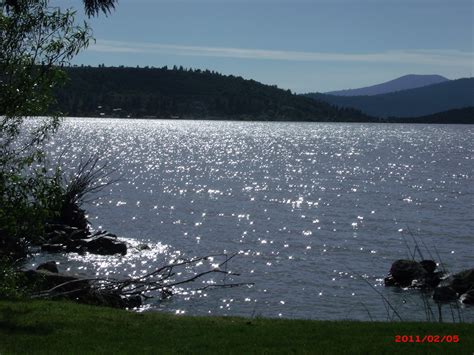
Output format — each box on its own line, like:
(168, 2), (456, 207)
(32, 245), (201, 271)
(82, 0), (117, 17)
(0, 0), (92, 163)
(0, 258), (28, 299)
(0, 1), (93, 249)
(1, 0), (92, 119)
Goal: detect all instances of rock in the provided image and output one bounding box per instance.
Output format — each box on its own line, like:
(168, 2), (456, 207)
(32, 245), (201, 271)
(387, 259), (427, 287)
(459, 289), (474, 305)
(122, 295), (142, 308)
(411, 274), (441, 289)
(449, 269), (474, 294)
(41, 225), (127, 256)
(91, 230), (108, 237)
(384, 276), (397, 287)
(45, 224), (90, 244)
(160, 288), (173, 299)
(81, 291), (142, 309)
(23, 269), (89, 292)
(433, 286), (458, 303)
(42, 219), (129, 256)
(64, 242), (87, 254)
(45, 224), (74, 233)
(103, 232), (118, 239)
(84, 290), (124, 308)
(36, 261), (58, 273)
(42, 244), (66, 253)
(420, 260), (437, 274)
(46, 229), (68, 243)
(59, 203), (89, 231)
(421, 272), (442, 288)
(67, 236), (127, 256)
(385, 259), (444, 289)
(138, 243), (150, 251)
(69, 228), (89, 240)
(89, 236), (127, 255)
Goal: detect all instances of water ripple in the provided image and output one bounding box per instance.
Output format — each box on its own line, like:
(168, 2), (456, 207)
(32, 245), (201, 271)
(29, 118), (474, 321)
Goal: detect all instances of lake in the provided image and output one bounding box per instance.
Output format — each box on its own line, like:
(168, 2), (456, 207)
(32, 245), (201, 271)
(29, 118), (473, 321)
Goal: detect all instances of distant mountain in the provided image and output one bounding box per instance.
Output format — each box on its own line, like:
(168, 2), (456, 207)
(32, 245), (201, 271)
(54, 66), (372, 122)
(305, 78), (474, 118)
(326, 74), (449, 96)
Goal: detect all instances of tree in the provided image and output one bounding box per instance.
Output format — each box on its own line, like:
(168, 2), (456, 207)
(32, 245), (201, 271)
(0, 0), (94, 256)
(4, 0), (117, 17)
(1, 0), (92, 162)
(82, 0), (117, 17)
(0, 1), (250, 306)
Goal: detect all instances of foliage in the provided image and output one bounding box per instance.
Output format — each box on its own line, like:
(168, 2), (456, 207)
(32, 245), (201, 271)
(0, 0), (92, 167)
(0, 166), (64, 244)
(82, 0), (117, 17)
(0, 0), (92, 251)
(52, 65), (374, 122)
(0, 258), (27, 298)
(61, 155), (115, 207)
(4, 0), (117, 17)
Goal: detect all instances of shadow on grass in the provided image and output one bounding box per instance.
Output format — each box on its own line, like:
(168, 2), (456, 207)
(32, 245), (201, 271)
(0, 307), (54, 336)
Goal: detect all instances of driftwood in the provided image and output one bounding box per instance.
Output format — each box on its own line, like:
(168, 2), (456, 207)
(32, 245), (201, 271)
(31, 253), (253, 308)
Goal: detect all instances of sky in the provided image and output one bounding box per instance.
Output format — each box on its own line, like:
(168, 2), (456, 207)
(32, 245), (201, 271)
(58, 0), (473, 93)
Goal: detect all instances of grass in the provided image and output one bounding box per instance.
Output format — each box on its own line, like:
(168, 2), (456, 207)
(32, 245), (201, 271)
(0, 300), (472, 354)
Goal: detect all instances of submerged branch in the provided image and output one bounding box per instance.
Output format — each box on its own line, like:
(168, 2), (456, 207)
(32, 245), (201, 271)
(31, 253), (252, 307)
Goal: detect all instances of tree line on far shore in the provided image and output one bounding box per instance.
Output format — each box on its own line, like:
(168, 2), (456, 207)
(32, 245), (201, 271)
(54, 65), (373, 122)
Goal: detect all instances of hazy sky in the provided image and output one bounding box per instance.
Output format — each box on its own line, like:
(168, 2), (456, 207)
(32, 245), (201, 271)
(60, 0), (473, 93)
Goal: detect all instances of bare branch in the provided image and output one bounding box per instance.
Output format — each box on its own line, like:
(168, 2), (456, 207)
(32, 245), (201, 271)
(31, 253), (252, 307)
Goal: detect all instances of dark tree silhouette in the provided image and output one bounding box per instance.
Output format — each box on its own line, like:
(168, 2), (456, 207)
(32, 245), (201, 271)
(49, 66), (375, 122)
(82, 0), (117, 17)
(4, 0), (117, 17)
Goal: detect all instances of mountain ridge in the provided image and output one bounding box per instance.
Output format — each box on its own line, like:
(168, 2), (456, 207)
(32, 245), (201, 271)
(325, 74), (449, 96)
(306, 78), (474, 118)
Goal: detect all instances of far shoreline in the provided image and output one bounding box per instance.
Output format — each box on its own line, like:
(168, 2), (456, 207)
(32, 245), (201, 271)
(58, 115), (474, 125)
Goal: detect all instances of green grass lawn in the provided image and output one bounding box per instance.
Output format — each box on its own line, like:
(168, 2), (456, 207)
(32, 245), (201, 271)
(0, 300), (472, 354)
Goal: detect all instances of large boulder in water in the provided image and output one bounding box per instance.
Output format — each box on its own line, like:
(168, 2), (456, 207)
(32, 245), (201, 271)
(42, 243), (67, 253)
(448, 269), (474, 294)
(41, 228), (127, 256)
(36, 261), (59, 273)
(83, 235), (127, 255)
(459, 289), (474, 305)
(419, 260), (437, 274)
(433, 286), (458, 303)
(385, 259), (442, 288)
(67, 234), (127, 256)
(386, 259), (428, 287)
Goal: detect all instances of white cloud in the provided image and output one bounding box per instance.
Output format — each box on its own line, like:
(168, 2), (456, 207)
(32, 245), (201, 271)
(89, 39), (473, 68)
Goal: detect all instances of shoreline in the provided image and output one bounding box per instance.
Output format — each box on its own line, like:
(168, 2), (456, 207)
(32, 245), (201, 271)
(48, 115), (474, 125)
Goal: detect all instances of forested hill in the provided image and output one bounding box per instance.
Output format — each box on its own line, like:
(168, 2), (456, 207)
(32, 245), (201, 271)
(387, 107), (474, 124)
(325, 74), (449, 96)
(54, 66), (372, 122)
